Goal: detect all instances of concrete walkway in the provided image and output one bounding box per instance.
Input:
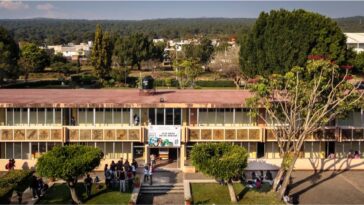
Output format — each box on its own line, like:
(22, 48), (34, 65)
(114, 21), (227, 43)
(137, 170), (184, 205)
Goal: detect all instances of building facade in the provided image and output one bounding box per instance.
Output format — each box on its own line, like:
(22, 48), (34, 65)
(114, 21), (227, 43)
(0, 89), (364, 172)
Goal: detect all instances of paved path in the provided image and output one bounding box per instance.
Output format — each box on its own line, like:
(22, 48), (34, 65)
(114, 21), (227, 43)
(137, 170), (184, 205)
(289, 171), (364, 204)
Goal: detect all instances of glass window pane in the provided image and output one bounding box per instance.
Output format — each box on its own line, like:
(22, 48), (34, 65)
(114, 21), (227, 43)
(86, 109), (94, 125)
(6, 109), (13, 125)
(216, 109), (224, 125)
(156, 109), (164, 125)
(207, 109), (216, 125)
(174, 109), (181, 125)
(166, 108), (173, 125)
(96, 142), (105, 154)
(6, 143), (13, 159)
(122, 109), (130, 125)
(115, 142), (123, 159)
(148, 109), (155, 125)
(113, 109), (122, 125)
(79, 109), (86, 125)
(46, 108), (53, 125)
(29, 108), (37, 125)
(105, 109), (113, 125)
(38, 108), (46, 125)
(31, 142), (39, 159)
(132, 109), (140, 126)
(225, 109), (234, 125)
(0, 143), (5, 158)
(105, 142), (114, 159)
(39, 142), (47, 154)
(21, 108), (28, 125)
(95, 108), (104, 125)
(14, 108), (21, 125)
(21, 142), (29, 159)
(55, 109), (62, 125)
(199, 109), (208, 126)
(14, 142), (21, 159)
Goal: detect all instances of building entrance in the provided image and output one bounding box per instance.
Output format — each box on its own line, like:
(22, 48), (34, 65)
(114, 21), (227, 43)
(149, 147), (180, 169)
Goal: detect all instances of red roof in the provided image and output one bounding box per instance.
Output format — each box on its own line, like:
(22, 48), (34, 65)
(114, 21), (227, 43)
(0, 89), (253, 108)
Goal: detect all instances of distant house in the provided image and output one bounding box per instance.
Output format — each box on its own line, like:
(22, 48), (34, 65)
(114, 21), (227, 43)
(45, 41), (93, 62)
(345, 33), (364, 53)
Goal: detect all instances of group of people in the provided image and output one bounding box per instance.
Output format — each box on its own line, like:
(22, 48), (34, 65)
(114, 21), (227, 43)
(244, 170), (273, 189)
(327, 150), (361, 159)
(30, 174), (48, 200)
(103, 158), (138, 192)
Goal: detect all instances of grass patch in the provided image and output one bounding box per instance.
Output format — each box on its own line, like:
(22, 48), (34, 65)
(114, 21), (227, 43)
(37, 183), (131, 204)
(191, 183), (282, 204)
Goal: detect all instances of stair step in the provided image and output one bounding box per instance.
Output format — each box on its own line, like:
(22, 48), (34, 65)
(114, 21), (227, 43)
(140, 190), (184, 194)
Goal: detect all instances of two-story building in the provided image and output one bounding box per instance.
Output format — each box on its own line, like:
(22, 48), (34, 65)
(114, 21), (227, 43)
(0, 89), (363, 172)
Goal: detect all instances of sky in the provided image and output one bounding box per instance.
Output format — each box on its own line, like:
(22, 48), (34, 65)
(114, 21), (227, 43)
(0, 1), (364, 20)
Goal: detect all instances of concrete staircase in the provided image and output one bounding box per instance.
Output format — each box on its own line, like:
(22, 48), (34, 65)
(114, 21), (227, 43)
(140, 183), (184, 194)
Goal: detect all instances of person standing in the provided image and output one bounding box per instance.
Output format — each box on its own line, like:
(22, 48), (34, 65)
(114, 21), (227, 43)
(84, 174), (93, 198)
(30, 174), (38, 200)
(148, 163), (153, 186)
(143, 165), (149, 183)
(119, 168), (126, 192)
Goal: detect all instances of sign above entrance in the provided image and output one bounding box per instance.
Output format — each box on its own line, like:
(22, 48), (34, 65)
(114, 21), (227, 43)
(148, 125), (181, 147)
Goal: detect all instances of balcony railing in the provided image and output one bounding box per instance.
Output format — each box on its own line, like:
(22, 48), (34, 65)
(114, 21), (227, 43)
(66, 126), (142, 142)
(187, 126), (263, 141)
(0, 126), (63, 141)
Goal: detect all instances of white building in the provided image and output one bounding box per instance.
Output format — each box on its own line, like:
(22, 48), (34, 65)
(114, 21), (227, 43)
(345, 33), (364, 53)
(47, 41), (93, 60)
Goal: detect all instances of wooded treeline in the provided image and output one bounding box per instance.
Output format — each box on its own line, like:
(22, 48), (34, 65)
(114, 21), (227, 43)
(0, 17), (363, 45)
(0, 18), (254, 44)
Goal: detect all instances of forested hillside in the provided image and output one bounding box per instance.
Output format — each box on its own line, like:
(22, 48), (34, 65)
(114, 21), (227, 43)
(0, 18), (254, 44)
(0, 16), (363, 45)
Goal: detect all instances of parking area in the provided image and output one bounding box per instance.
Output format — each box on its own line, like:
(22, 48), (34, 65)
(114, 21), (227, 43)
(289, 171), (364, 204)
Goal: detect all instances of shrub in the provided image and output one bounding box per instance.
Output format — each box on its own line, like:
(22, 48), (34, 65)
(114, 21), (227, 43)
(0, 170), (33, 204)
(195, 80), (235, 87)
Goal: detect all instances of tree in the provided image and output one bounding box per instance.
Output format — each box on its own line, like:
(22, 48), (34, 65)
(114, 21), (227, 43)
(113, 33), (160, 70)
(191, 143), (248, 202)
(174, 59), (202, 88)
(184, 37), (214, 65)
(91, 25), (113, 81)
(0, 26), (19, 84)
(353, 52), (364, 73)
(246, 59), (362, 199)
(18, 42), (50, 81)
(240, 9), (349, 77)
(36, 145), (103, 204)
(209, 46), (243, 88)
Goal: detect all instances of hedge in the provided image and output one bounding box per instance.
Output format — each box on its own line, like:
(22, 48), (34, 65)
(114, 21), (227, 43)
(0, 170), (33, 204)
(195, 80), (236, 87)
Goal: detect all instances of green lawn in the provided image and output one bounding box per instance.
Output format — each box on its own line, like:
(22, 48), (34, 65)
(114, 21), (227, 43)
(37, 183), (132, 204)
(191, 183), (283, 205)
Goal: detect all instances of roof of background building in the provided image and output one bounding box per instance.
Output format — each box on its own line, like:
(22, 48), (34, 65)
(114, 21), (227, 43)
(0, 89), (253, 108)
(345, 33), (364, 44)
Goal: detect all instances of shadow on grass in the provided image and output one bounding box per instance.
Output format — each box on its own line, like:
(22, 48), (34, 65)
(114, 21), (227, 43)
(194, 199), (211, 205)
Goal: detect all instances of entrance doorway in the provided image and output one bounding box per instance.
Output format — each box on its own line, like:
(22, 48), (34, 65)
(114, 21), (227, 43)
(149, 147), (179, 169)
(257, 142), (265, 158)
(326, 142), (335, 158)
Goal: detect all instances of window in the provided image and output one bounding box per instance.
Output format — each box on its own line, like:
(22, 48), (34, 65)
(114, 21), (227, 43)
(148, 109), (156, 125)
(78, 108), (86, 125)
(216, 109), (224, 125)
(113, 109), (122, 124)
(6, 143), (13, 159)
(86, 108), (94, 125)
(198, 109), (209, 126)
(225, 108), (234, 125)
(166, 108), (174, 125)
(21, 108), (28, 125)
(55, 109), (62, 125)
(105, 142), (114, 159)
(13, 108), (21, 125)
(46, 108), (54, 125)
(174, 109), (182, 125)
(29, 108), (37, 125)
(38, 108), (46, 125)
(21, 142), (29, 159)
(105, 108), (113, 125)
(122, 109), (131, 125)
(95, 108), (104, 125)
(14, 143), (21, 159)
(156, 109), (164, 125)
